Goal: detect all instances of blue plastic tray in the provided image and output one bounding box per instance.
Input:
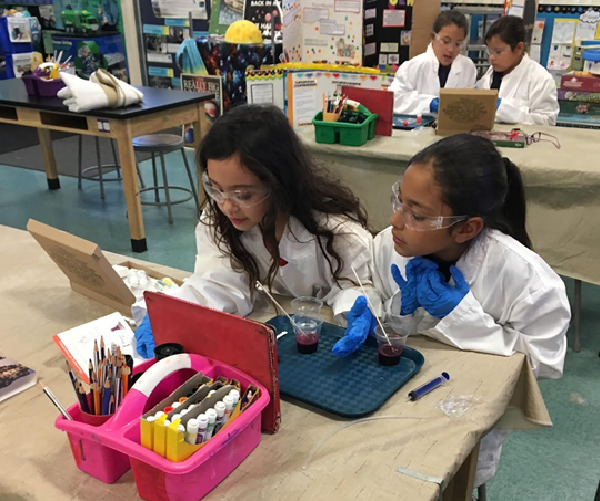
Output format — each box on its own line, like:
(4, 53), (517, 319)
(393, 113), (435, 129)
(267, 316), (424, 418)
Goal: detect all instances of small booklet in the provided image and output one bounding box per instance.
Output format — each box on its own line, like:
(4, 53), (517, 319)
(53, 312), (146, 384)
(0, 356), (37, 402)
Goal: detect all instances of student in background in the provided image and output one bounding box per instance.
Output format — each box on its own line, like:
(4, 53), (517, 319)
(389, 10), (476, 115)
(356, 134), (569, 486)
(135, 105), (379, 358)
(476, 15), (559, 125)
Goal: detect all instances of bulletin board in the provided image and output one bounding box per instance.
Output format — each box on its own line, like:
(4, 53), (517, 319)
(281, 0), (363, 64)
(536, 6), (600, 70)
(362, 0), (413, 69)
(287, 69), (391, 128)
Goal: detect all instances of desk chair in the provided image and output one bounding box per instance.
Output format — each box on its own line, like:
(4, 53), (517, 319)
(133, 133), (199, 224)
(77, 135), (145, 200)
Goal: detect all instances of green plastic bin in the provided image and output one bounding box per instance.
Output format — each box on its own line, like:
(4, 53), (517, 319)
(312, 105), (379, 147)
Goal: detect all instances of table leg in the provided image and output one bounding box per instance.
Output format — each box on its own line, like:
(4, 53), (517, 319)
(113, 122), (147, 253)
(443, 443), (479, 501)
(37, 128), (60, 190)
(191, 104), (210, 203)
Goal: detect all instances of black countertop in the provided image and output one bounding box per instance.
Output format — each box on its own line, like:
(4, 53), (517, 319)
(0, 78), (213, 119)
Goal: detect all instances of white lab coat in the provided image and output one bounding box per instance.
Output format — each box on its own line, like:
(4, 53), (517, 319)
(475, 53), (559, 126)
(389, 44), (477, 115)
(373, 226), (570, 485)
(175, 210), (379, 322)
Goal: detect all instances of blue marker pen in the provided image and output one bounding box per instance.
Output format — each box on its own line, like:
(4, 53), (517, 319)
(408, 372), (450, 401)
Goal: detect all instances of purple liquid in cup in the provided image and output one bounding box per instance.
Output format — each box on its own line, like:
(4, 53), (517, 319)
(296, 333), (319, 354)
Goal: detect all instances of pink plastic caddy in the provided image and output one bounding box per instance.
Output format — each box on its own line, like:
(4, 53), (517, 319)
(55, 353), (270, 501)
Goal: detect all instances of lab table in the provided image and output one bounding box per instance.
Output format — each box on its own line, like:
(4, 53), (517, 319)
(0, 79), (212, 253)
(0, 223), (551, 501)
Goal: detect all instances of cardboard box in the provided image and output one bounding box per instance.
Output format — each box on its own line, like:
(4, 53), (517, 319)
(410, 0), (440, 60)
(559, 100), (600, 115)
(436, 88), (498, 136)
(557, 90), (600, 103)
(560, 72), (600, 92)
(26, 219), (181, 317)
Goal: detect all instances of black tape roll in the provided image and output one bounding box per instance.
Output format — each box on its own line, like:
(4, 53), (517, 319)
(154, 343), (184, 360)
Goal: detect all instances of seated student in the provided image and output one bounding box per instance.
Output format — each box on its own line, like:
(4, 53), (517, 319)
(476, 15), (560, 125)
(135, 104), (379, 357)
(365, 134), (569, 487)
(389, 10), (476, 115)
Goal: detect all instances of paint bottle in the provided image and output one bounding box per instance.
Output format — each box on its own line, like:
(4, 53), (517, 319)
(205, 408), (217, 439)
(197, 414), (209, 444)
(213, 401), (225, 434)
(223, 395), (234, 422)
(186, 418), (199, 444)
(229, 389), (240, 407)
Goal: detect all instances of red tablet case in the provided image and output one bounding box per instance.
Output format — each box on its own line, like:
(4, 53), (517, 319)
(341, 85), (394, 137)
(144, 291), (281, 433)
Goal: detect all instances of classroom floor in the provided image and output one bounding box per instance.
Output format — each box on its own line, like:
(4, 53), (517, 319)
(1, 153), (599, 501)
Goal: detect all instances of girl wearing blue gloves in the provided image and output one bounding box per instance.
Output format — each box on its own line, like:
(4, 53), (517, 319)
(135, 105), (379, 358)
(369, 133), (570, 487)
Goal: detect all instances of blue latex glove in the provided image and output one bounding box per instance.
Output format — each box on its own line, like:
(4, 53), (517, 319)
(332, 296), (377, 357)
(496, 97), (502, 110)
(391, 257), (439, 315)
(430, 97), (439, 113)
(135, 314), (155, 359)
(416, 265), (470, 318)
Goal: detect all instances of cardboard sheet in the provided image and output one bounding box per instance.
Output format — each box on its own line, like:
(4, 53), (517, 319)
(27, 219), (136, 316)
(27, 219), (181, 317)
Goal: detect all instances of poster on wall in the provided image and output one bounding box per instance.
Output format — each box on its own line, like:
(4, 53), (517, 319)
(282, 0), (362, 64)
(209, 0), (244, 35)
(181, 73), (223, 145)
(244, 0), (282, 42)
(152, 0), (209, 20)
(181, 73), (224, 119)
(198, 41), (274, 111)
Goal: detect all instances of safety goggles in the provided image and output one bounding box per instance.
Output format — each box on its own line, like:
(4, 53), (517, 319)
(434, 33), (465, 51)
(390, 181), (469, 231)
(485, 46), (510, 57)
(525, 132), (561, 149)
(201, 172), (270, 208)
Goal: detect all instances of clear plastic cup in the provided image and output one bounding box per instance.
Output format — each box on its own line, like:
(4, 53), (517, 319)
(292, 314), (323, 354)
(374, 323), (409, 366)
(290, 296), (323, 317)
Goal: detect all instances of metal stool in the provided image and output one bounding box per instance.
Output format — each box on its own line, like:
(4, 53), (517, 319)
(77, 135), (145, 200)
(133, 133), (199, 223)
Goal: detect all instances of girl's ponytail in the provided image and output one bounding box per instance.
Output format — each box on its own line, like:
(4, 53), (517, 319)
(502, 158), (532, 249)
